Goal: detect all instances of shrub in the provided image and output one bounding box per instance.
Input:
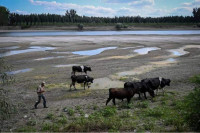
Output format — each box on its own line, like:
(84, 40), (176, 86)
(190, 74), (200, 84)
(145, 107), (164, 118)
(0, 57), (14, 84)
(67, 108), (75, 116)
(57, 115), (68, 124)
(182, 87), (200, 131)
(77, 24), (84, 30)
(100, 106), (117, 117)
(115, 23), (123, 30)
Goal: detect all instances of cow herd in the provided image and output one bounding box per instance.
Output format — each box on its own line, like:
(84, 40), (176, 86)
(106, 77), (171, 105)
(70, 65), (171, 105)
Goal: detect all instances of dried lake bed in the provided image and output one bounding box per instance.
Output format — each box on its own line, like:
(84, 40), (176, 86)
(1, 34), (200, 131)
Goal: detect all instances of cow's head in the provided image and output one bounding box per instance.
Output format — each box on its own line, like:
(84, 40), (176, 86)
(161, 78), (171, 87)
(88, 77), (94, 83)
(124, 82), (134, 88)
(86, 66), (92, 71)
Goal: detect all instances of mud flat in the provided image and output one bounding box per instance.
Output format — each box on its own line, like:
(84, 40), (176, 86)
(0, 34), (200, 131)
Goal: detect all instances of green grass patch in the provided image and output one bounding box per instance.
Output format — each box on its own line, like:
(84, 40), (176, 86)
(190, 74), (200, 84)
(119, 76), (128, 81)
(41, 122), (61, 132)
(46, 82), (70, 90)
(58, 89), (91, 99)
(45, 112), (55, 120)
(15, 126), (36, 132)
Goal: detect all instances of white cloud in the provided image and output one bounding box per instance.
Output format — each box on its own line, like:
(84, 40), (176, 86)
(13, 10), (29, 15)
(29, 0), (195, 17)
(29, 0), (115, 17)
(182, 0), (200, 7)
(117, 6), (168, 17)
(128, 0), (154, 7)
(170, 7), (193, 16)
(104, 0), (136, 3)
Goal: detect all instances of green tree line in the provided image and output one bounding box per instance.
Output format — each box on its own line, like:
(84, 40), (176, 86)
(0, 6), (200, 26)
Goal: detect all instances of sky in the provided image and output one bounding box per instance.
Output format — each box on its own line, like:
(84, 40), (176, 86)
(0, 0), (200, 17)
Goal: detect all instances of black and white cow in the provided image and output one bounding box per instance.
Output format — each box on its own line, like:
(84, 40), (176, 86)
(72, 65), (92, 75)
(70, 75), (94, 90)
(124, 81), (155, 99)
(141, 77), (171, 95)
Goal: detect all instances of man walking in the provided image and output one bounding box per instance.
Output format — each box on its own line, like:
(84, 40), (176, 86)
(34, 81), (48, 109)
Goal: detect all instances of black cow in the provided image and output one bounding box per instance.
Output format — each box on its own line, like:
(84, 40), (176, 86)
(124, 81), (155, 99)
(72, 65), (92, 75)
(70, 75), (94, 90)
(141, 77), (171, 95)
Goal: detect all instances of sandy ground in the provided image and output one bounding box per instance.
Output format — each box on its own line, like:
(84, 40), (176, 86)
(0, 34), (200, 131)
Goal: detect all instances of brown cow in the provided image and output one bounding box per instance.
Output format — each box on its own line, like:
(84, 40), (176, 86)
(106, 88), (134, 105)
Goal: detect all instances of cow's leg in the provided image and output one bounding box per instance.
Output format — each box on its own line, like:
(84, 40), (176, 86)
(112, 98), (116, 105)
(87, 82), (89, 88)
(127, 97), (131, 105)
(106, 98), (112, 105)
(72, 82), (76, 90)
(70, 82), (72, 91)
(84, 82), (86, 90)
(144, 92), (147, 99)
(156, 89), (158, 95)
(138, 92), (141, 100)
(162, 88), (165, 95)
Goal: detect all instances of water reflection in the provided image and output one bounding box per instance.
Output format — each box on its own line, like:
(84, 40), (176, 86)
(72, 47), (117, 56)
(6, 68), (33, 75)
(54, 64), (80, 68)
(134, 47), (161, 55)
(0, 46), (56, 57)
(1, 30), (200, 37)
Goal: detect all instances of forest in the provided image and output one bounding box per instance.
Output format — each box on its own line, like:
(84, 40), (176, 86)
(0, 6), (200, 26)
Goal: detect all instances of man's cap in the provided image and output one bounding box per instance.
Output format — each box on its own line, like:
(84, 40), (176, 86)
(42, 81), (46, 84)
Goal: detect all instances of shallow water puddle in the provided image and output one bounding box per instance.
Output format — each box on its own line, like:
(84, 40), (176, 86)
(6, 68), (33, 75)
(168, 49), (188, 56)
(134, 47), (161, 55)
(0, 46), (19, 50)
(0, 46), (56, 57)
(72, 47), (117, 56)
(35, 56), (65, 61)
(53, 64), (80, 68)
(168, 45), (200, 56)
